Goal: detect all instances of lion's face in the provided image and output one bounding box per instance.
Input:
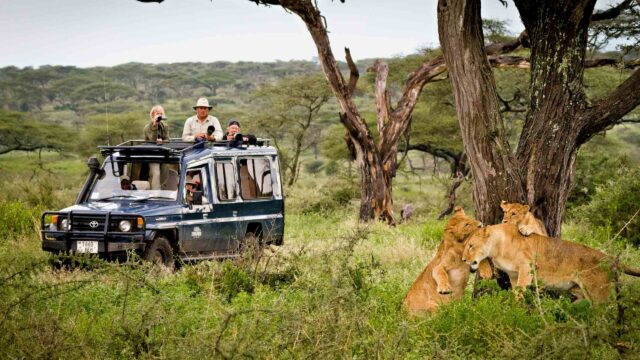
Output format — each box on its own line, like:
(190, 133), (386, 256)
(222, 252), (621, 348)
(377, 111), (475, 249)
(444, 206), (482, 245)
(462, 229), (490, 272)
(500, 201), (530, 225)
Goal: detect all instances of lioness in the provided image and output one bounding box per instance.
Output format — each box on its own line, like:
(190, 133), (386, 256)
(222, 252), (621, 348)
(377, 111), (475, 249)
(500, 200), (548, 236)
(462, 223), (640, 303)
(404, 207), (492, 314)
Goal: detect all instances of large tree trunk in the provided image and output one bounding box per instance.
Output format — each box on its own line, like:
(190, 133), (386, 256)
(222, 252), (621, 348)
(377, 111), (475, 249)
(340, 113), (395, 223)
(439, 0), (640, 236)
(437, 0), (524, 224)
(512, 0), (595, 236)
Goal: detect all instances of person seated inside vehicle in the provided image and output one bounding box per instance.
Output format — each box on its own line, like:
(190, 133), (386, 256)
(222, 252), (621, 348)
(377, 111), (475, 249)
(185, 178), (203, 205)
(120, 175), (137, 190)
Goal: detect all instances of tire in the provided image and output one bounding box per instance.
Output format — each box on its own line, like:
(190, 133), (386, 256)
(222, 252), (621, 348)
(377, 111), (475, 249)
(144, 235), (175, 270)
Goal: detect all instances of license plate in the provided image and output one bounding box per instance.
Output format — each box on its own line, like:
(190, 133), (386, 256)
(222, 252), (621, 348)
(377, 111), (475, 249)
(76, 241), (98, 254)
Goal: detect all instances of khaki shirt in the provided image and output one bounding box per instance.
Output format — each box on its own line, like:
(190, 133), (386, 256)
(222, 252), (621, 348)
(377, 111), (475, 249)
(181, 115), (223, 142)
(144, 121), (170, 141)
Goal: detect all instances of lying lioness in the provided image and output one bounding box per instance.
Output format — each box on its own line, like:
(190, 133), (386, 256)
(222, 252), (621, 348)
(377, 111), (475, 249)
(404, 207), (492, 314)
(462, 223), (640, 303)
(500, 200), (548, 236)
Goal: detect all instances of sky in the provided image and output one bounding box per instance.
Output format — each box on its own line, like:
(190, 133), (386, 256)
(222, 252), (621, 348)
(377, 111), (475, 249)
(2, 0), (525, 68)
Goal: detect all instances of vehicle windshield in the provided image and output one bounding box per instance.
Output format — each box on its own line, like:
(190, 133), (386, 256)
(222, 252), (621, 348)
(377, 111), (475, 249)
(88, 160), (180, 201)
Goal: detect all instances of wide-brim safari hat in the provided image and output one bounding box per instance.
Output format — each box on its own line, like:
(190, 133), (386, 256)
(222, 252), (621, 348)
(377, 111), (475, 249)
(193, 97), (212, 110)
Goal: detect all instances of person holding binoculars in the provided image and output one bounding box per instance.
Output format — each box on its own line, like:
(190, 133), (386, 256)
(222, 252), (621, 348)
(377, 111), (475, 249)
(144, 104), (170, 190)
(144, 105), (170, 144)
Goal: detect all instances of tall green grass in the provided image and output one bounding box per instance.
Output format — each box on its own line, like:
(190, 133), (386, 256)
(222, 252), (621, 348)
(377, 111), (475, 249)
(1, 151), (640, 358)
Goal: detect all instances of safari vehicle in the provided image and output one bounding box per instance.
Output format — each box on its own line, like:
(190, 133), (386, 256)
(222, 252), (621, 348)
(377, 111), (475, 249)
(40, 139), (284, 268)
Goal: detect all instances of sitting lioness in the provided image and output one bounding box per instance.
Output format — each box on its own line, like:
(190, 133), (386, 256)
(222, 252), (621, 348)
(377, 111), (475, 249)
(404, 207), (492, 314)
(462, 223), (640, 303)
(500, 200), (548, 236)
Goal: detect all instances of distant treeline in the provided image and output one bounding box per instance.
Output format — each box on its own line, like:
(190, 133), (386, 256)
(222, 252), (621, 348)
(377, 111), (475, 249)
(0, 60), (369, 113)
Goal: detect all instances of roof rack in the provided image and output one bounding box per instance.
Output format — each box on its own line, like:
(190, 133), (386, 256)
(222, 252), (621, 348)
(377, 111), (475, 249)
(98, 138), (273, 157)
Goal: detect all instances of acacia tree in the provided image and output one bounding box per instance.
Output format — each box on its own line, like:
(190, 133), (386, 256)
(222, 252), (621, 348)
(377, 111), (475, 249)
(242, 0), (450, 224)
(137, 0), (638, 230)
(438, 0), (640, 235)
(251, 74), (332, 186)
(0, 110), (72, 155)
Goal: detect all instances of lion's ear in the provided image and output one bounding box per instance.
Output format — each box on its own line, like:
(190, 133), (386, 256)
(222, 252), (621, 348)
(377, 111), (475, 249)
(524, 205), (530, 211)
(500, 200), (508, 210)
(453, 206), (465, 215)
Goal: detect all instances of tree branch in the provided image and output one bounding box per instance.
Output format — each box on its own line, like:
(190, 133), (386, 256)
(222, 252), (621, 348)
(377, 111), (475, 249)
(485, 30), (530, 54)
(580, 68), (640, 144)
(591, 0), (634, 21)
(345, 47), (359, 96)
(368, 60), (391, 135)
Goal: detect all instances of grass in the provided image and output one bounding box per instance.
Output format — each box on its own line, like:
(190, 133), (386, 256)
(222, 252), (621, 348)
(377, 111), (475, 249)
(1, 154), (640, 358)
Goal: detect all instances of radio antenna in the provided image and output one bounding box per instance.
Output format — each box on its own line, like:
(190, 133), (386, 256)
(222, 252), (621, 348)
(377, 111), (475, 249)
(103, 76), (110, 145)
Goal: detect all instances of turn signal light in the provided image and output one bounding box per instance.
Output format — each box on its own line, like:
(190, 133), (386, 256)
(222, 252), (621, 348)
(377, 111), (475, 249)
(137, 217), (144, 229)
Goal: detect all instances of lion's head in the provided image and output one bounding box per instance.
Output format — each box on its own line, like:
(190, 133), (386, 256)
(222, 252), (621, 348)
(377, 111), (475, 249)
(444, 206), (482, 245)
(462, 228), (491, 272)
(500, 200), (530, 225)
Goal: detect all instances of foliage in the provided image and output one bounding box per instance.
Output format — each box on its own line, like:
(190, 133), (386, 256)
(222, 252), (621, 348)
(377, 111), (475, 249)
(482, 18), (514, 43)
(0, 109), (74, 155)
(570, 166), (640, 246)
(304, 159), (324, 174)
(1, 196), (640, 359)
(0, 201), (37, 240)
(299, 178), (359, 215)
(77, 112), (148, 156)
(251, 74), (334, 185)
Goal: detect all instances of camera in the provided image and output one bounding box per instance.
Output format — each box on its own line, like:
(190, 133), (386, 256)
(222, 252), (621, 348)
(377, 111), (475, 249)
(155, 115), (166, 123)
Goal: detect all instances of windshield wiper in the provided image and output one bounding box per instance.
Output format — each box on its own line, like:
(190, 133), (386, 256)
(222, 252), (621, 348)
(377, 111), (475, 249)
(145, 196), (176, 200)
(95, 194), (148, 201)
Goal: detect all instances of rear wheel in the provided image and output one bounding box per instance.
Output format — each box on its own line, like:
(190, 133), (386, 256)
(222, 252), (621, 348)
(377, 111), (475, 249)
(144, 235), (174, 270)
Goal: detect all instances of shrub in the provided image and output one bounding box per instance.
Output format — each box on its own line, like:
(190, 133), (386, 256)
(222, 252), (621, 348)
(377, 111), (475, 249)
(216, 260), (255, 302)
(301, 179), (358, 215)
(323, 160), (340, 175)
(304, 159), (324, 174)
(570, 166), (640, 245)
(0, 201), (36, 239)
(568, 152), (630, 210)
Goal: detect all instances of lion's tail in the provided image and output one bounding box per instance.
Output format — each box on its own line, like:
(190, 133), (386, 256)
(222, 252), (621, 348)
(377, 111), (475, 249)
(621, 265), (640, 277)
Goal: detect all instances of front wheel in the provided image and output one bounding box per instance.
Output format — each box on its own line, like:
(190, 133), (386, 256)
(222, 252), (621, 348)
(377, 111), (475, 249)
(144, 235), (175, 270)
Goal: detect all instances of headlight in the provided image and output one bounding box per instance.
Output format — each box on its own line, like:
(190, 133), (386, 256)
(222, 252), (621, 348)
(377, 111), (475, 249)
(118, 220), (132, 232)
(60, 218), (70, 231)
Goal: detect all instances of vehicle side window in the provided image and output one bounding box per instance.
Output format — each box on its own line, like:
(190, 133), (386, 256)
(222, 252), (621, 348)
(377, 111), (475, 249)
(238, 157), (273, 200)
(215, 162), (237, 201)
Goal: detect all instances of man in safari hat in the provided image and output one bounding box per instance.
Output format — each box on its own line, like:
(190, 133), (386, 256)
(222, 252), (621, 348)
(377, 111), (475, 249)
(181, 97), (223, 142)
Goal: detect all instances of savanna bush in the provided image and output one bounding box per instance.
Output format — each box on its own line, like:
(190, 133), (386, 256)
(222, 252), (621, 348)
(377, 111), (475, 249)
(570, 166), (640, 245)
(0, 201), (37, 239)
(568, 152), (630, 210)
(304, 159), (324, 174)
(300, 179), (359, 215)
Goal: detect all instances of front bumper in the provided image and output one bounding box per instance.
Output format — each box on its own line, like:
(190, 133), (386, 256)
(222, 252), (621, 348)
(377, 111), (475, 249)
(41, 211), (147, 254)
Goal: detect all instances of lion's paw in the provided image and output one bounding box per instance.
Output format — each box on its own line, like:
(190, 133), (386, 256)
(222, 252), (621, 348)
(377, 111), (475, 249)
(437, 285), (452, 295)
(518, 224), (534, 236)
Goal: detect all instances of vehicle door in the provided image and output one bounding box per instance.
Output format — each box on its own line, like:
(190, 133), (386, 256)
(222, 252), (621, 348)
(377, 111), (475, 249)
(211, 157), (242, 251)
(235, 156), (284, 244)
(179, 161), (216, 255)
